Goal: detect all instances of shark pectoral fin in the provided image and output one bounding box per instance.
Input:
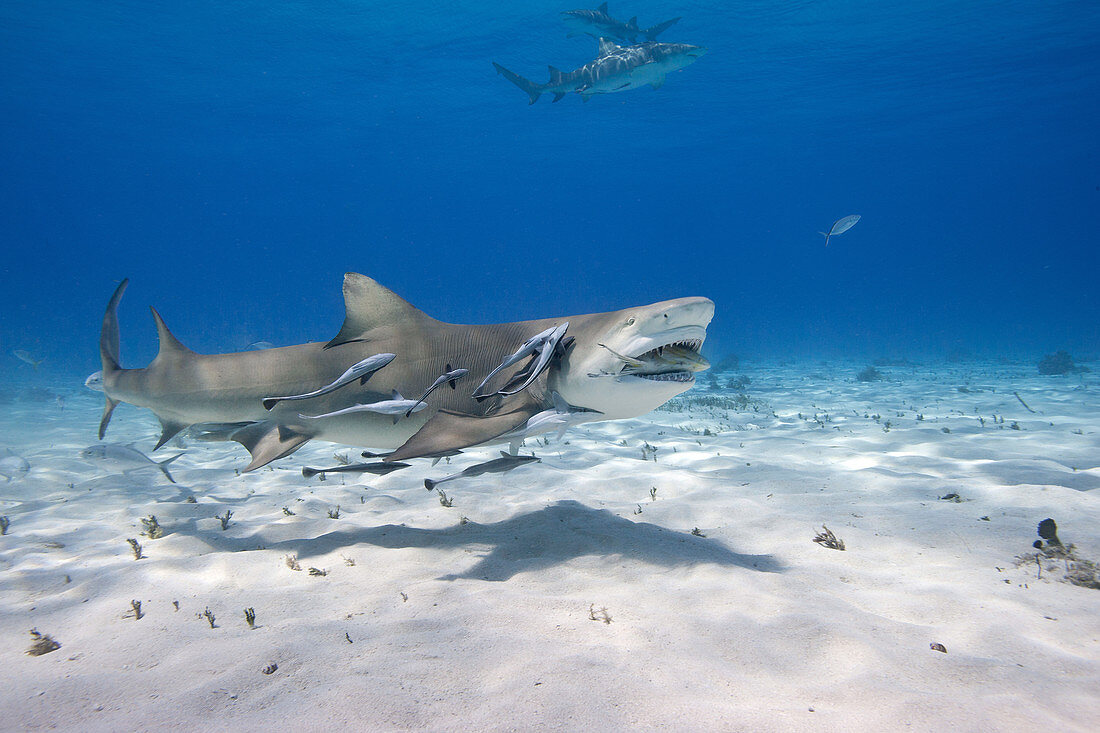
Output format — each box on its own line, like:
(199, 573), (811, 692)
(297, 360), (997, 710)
(385, 405), (541, 462)
(230, 421), (312, 472)
(98, 396), (120, 440)
(153, 416), (189, 451)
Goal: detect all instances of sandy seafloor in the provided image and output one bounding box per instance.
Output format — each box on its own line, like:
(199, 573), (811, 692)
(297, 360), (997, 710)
(1, 360), (1098, 732)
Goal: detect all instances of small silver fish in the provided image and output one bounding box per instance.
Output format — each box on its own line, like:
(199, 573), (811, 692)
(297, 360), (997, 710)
(301, 461), (411, 478)
(84, 371), (105, 392)
(820, 214), (861, 247)
(406, 365), (469, 417)
(299, 390), (427, 424)
(423, 451), (541, 490)
(498, 391), (601, 454)
(81, 443), (184, 483)
(262, 353), (396, 410)
(13, 350), (43, 370)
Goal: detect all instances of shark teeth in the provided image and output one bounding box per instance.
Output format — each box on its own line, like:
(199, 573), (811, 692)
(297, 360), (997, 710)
(636, 371), (694, 383)
(637, 339), (703, 361)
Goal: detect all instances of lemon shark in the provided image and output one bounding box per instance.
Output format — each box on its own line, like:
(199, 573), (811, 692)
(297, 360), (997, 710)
(97, 274), (713, 470)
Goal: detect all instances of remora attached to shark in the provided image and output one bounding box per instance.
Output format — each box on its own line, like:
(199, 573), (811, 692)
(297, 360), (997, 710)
(97, 274), (713, 471)
(494, 38), (706, 104)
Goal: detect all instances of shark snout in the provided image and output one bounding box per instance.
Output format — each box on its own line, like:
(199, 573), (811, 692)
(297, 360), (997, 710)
(660, 296), (714, 329)
(686, 46), (707, 58)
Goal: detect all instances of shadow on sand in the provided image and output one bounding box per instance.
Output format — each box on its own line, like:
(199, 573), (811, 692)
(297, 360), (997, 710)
(173, 500), (783, 581)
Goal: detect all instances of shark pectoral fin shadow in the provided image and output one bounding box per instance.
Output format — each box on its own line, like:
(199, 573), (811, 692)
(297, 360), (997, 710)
(385, 404), (541, 462)
(231, 421), (312, 472)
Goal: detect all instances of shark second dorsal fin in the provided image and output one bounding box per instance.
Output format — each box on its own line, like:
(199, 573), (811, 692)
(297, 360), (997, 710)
(230, 421), (312, 471)
(598, 2), (608, 14)
(597, 38), (621, 57)
(325, 273), (438, 349)
(385, 398), (543, 462)
(149, 307), (194, 362)
(548, 65), (564, 84)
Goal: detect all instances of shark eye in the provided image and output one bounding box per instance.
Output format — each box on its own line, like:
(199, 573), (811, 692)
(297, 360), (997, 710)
(626, 317), (635, 326)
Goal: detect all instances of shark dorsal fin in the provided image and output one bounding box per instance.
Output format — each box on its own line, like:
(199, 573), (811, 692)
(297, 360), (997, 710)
(598, 2), (608, 14)
(326, 273), (438, 349)
(150, 307), (194, 361)
(628, 16), (638, 27)
(597, 38), (621, 57)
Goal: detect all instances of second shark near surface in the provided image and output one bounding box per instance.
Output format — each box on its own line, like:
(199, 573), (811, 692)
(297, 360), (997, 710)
(494, 38), (705, 104)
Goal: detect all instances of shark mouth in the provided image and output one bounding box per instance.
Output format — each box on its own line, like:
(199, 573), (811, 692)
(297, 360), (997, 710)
(610, 338), (708, 383)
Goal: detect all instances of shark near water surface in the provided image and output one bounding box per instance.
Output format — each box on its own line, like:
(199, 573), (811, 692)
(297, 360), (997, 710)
(494, 38), (705, 104)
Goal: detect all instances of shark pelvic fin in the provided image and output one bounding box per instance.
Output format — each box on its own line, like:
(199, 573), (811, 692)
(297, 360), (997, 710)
(98, 396), (120, 440)
(230, 421), (312, 471)
(150, 307), (194, 362)
(385, 399), (543, 462)
(154, 415), (190, 451)
(325, 273), (438, 349)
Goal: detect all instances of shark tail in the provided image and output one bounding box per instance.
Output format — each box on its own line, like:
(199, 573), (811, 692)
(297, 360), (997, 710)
(493, 62), (542, 105)
(644, 16), (681, 41)
(98, 279), (129, 439)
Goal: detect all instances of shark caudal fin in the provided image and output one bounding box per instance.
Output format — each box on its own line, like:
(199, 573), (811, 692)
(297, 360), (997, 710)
(98, 279), (129, 439)
(493, 62), (542, 105)
(643, 16), (680, 41)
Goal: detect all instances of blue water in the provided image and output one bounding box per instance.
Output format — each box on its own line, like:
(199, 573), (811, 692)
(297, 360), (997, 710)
(3, 0), (1098, 373)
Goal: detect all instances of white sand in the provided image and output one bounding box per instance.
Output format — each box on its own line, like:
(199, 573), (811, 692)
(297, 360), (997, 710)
(1, 361), (1098, 731)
